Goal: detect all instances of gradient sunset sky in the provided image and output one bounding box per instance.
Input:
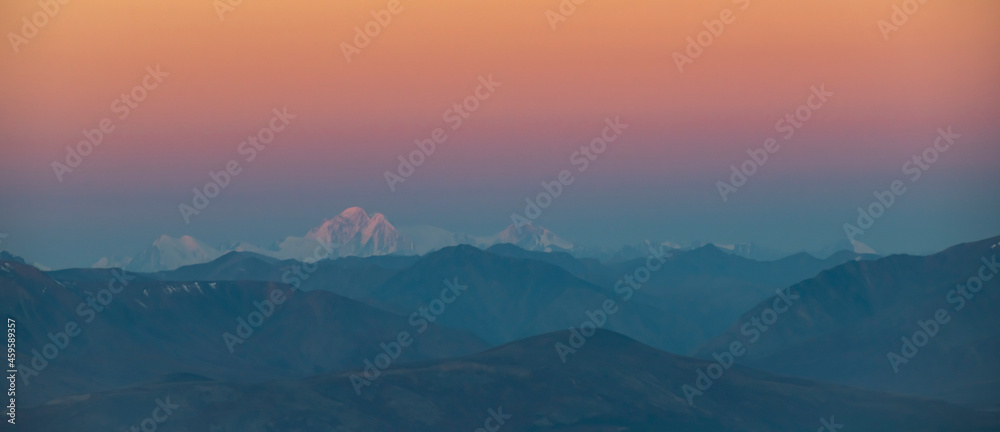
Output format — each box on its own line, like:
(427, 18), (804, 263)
(1, 0), (998, 268)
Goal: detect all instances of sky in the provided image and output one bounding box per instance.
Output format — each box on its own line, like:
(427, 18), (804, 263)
(1, 0), (999, 268)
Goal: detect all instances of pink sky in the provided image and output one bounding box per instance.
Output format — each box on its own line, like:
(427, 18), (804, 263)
(0, 0), (998, 266)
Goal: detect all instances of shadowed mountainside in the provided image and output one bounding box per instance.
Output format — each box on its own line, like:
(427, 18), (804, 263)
(22, 329), (1000, 432)
(696, 236), (1000, 406)
(2, 261), (487, 407)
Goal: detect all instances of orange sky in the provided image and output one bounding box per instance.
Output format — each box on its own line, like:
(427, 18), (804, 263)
(2, 0), (998, 172)
(1, 0), (999, 265)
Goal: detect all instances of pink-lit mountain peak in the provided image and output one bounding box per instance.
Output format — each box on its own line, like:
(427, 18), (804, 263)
(308, 207), (373, 241)
(302, 207), (412, 256)
(94, 208), (580, 271)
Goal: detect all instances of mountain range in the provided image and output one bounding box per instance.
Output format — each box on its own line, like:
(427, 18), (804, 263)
(90, 206), (848, 273)
(113, 240), (876, 355)
(2, 261), (487, 407)
(697, 236), (1000, 405)
(92, 207), (579, 272)
(4, 234), (999, 430)
(23, 330), (1000, 432)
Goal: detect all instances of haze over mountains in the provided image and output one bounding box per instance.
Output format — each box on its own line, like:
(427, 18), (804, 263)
(2, 261), (487, 407)
(87, 206), (842, 273)
(95, 237), (879, 354)
(697, 236), (1000, 405)
(4, 231), (1000, 430)
(23, 331), (1000, 432)
(91, 207), (576, 272)
(4, 0), (996, 429)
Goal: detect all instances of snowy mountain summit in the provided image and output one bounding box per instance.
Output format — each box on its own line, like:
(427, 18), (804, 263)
(489, 223), (574, 253)
(94, 207), (576, 272)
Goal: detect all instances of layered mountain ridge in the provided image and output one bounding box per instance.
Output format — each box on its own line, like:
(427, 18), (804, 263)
(88, 206), (853, 273)
(93, 207), (581, 272)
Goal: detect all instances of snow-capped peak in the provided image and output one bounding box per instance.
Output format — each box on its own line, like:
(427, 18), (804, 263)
(850, 239), (878, 255)
(339, 206), (369, 219)
(279, 207), (413, 260)
(108, 235), (224, 273)
(491, 223), (575, 253)
(306, 207), (374, 244)
(93, 208), (581, 271)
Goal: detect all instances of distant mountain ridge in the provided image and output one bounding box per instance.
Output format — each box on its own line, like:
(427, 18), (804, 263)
(91, 206), (867, 272)
(92, 207), (581, 272)
(2, 259), (487, 407)
(14, 232), (1000, 426)
(148, 242), (875, 355)
(696, 235), (1000, 405)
